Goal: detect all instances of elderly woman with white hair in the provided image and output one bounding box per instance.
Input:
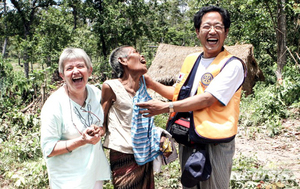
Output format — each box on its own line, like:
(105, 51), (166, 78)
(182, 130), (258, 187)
(40, 47), (110, 189)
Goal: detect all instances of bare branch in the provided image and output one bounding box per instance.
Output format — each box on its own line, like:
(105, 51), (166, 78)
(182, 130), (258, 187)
(286, 46), (300, 71)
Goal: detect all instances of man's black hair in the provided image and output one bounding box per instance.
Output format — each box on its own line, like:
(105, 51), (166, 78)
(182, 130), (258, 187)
(194, 5), (231, 30)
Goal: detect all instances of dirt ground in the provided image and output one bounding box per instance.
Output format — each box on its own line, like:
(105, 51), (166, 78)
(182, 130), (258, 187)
(234, 118), (300, 185)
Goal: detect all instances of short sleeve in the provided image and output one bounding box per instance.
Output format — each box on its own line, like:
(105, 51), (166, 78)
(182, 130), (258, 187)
(205, 59), (245, 106)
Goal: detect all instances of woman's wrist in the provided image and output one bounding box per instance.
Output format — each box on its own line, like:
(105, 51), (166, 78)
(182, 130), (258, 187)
(65, 141), (72, 153)
(80, 134), (89, 145)
(68, 136), (87, 152)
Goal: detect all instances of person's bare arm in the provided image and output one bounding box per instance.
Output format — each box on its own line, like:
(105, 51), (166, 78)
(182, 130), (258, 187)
(47, 127), (102, 157)
(136, 92), (218, 117)
(144, 74), (175, 100)
(101, 83), (116, 132)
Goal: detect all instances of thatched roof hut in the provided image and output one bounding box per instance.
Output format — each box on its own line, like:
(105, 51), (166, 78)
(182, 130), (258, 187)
(147, 43), (264, 96)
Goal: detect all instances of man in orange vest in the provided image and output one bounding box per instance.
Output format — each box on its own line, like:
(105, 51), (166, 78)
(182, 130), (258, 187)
(137, 5), (246, 189)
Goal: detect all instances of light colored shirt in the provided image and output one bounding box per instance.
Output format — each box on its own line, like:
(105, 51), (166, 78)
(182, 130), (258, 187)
(103, 79), (134, 154)
(40, 84), (110, 189)
(191, 57), (244, 105)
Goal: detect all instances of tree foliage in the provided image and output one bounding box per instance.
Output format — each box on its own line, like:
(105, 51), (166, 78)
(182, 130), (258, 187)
(1, 0), (299, 79)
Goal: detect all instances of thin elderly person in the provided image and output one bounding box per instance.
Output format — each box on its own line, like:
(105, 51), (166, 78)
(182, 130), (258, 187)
(101, 46), (171, 189)
(40, 47), (110, 189)
(137, 5), (247, 189)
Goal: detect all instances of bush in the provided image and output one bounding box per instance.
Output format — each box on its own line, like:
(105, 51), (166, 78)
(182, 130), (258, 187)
(240, 82), (286, 136)
(280, 67), (300, 106)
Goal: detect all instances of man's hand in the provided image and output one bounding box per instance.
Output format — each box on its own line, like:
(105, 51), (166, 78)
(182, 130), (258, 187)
(136, 100), (169, 117)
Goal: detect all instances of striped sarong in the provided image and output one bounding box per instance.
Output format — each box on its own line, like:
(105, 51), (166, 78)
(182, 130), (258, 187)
(131, 76), (161, 165)
(110, 149), (155, 189)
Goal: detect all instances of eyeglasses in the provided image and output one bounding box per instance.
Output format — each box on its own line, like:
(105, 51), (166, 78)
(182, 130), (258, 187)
(67, 87), (102, 135)
(200, 24), (225, 32)
(80, 106), (102, 126)
(70, 104), (102, 135)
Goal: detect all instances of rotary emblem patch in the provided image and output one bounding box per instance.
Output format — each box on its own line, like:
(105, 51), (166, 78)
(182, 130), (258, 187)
(201, 73), (213, 86)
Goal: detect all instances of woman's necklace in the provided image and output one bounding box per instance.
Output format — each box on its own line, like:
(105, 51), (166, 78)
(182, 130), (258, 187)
(67, 85), (88, 135)
(67, 85), (102, 135)
(68, 91), (83, 135)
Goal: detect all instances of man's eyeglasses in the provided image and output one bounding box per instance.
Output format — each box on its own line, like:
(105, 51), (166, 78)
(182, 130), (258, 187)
(200, 24), (225, 32)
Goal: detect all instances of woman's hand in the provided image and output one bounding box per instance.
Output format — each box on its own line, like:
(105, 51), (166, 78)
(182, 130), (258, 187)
(82, 126), (102, 145)
(136, 99), (169, 117)
(47, 125), (104, 157)
(98, 126), (106, 137)
(87, 124), (106, 137)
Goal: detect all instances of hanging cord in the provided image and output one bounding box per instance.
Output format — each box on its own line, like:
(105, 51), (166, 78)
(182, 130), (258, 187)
(68, 86), (84, 135)
(74, 104), (93, 128)
(67, 85), (102, 135)
(80, 106), (102, 125)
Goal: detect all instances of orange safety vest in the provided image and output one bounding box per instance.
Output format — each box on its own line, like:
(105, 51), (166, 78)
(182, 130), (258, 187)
(171, 49), (246, 142)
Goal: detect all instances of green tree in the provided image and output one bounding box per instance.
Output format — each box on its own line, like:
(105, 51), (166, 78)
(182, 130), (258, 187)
(92, 0), (154, 57)
(34, 7), (73, 68)
(63, 0), (82, 30)
(9, 0), (56, 78)
(149, 0), (194, 46)
(276, 0), (287, 82)
(1, 0), (8, 58)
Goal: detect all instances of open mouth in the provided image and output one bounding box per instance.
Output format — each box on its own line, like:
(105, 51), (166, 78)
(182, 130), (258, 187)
(140, 59), (146, 64)
(207, 38), (218, 44)
(72, 77), (83, 83)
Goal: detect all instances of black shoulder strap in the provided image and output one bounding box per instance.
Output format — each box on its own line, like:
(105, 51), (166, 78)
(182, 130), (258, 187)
(178, 53), (202, 100)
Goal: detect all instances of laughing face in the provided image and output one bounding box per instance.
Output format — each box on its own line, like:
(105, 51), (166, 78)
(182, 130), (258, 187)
(122, 47), (147, 75)
(196, 11), (229, 58)
(60, 58), (92, 94)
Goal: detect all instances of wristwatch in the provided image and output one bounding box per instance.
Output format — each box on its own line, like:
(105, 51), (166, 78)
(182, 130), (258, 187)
(169, 102), (174, 113)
